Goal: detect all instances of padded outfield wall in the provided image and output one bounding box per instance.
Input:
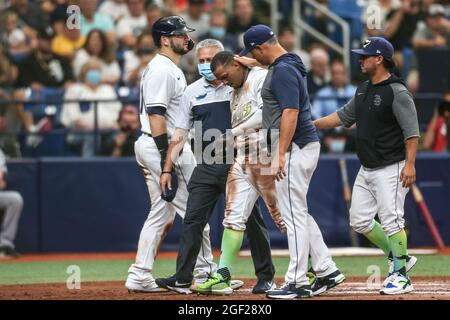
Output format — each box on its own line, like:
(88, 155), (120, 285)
(6, 153), (450, 253)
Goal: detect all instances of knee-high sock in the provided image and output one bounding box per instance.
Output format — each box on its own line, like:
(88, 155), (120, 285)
(388, 229), (408, 274)
(218, 228), (244, 273)
(363, 221), (391, 256)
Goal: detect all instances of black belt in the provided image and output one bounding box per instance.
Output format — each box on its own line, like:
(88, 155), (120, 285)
(143, 132), (152, 137)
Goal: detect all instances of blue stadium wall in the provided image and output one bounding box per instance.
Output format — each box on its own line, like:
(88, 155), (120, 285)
(7, 154), (450, 253)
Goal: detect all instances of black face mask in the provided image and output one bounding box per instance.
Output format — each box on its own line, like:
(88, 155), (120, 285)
(137, 47), (156, 55)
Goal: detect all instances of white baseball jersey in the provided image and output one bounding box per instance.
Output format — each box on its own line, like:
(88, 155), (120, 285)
(127, 54), (216, 287)
(231, 67), (267, 163)
(223, 67), (286, 233)
(139, 54), (187, 136)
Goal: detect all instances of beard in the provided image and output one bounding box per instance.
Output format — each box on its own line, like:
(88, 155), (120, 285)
(169, 38), (189, 55)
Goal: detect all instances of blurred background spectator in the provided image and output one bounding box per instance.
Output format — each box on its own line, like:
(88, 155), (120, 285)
(99, 0), (130, 25)
(0, 45), (21, 158)
(227, 0), (262, 49)
(384, 0), (426, 72)
(413, 4), (450, 49)
(15, 27), (74, 89)
(101, 104), (140, 156)
(51, 14), (85, 60)
(1, 11), (36, 63)
(72, 29), (120, 86)
(278, 25), (311, 70)
(116, 0), (147, 49)
(181, 0), (210, 40)
(146, 3), (164, 30)
(0, 148), (23, 258)
(123, 31), (156, 86)
(423, 97), (450, 152)
(61, 58), (122, 157)
(6, 0), (48, 32)
(312, 60), (356, 120)
(79, 0), (116, 44)
(307, 47), (330, 99)
(198, 10), (239, 53)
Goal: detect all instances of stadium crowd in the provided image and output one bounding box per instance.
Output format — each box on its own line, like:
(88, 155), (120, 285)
(0, 0), (449, 158)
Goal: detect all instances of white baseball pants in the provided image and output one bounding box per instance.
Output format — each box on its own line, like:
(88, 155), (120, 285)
(350, 160), (408, 237)
(127, 134), (216, 283)
(276, 142), (337, 285)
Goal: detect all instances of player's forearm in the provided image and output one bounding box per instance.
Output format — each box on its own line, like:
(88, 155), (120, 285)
(404, 137), (418, 166)
(149, 114), (170, 161)
(231, 109), (262, 136)
(165, 128), (188, 171)
(313, 112), (342, 129)
(278, 109), (298, 154)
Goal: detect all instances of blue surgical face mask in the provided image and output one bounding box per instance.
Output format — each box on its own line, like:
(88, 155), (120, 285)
(86, 69), (102, 85)
(197, 63), (216, 81)
(329, 139), (346, 153)
(210, 27), (226, 39)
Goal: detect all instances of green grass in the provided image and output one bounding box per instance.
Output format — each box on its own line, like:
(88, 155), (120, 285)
(1, 255), (450, 285)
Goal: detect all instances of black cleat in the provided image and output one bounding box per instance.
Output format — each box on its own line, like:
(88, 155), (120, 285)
(266, 283), (312, 299)
(252, 279), (276, 294)
(155, 275), (192, 294)
(311, 270), (346, 296)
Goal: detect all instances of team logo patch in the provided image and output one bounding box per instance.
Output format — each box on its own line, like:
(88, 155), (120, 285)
(373, 94), (382, 107)
(363, 39), (371, 48)
(195, 93), (207, 100)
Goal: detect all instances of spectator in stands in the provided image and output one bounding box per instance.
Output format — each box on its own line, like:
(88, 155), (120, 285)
(384, 0), (426, 70)
(181, 0), (210, 40)
(99, 0), (130, 25)
(321, 128), (356, 154)
(61, 59), (122, 157)
(123, 31), (156, 86)
(424, 98), (450, 152)
(79, 0), (116, 44)
(146, 3), (163, 30)
(101, 105), (140, 156)
(211, 0), (227, 12)
(227, 0), (262, 41)
(307, 47), (330, 99)
(15, 27), (75, 89)
(278, 25), (311, 70)
(413, 4), (450, 49)
(0, 47), (21, 158)
(73, 29), (121, 86)
(51, 16), (86, 60)
(0, 45), (18, 89)
(312, 60), (356, 120)
(6, 0), (47, 32)
(0, 148), (23, 258)
(198, 10), (239, 53)
(116, 0), (148, 49)
(3, 11), (34, 63)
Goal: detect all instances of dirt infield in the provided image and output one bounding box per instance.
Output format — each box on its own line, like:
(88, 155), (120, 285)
(2, 277), (450, 300)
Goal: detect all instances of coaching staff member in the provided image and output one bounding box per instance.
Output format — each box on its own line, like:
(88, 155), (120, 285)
(314, 37), (420, 295)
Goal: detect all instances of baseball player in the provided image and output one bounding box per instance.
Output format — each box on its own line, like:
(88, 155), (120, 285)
(155, 39), (277, 295)
(314, 37), (419, 295)
(231, 25), (345, 299)
(193, 50), (286, 296)
(125, 16), (215, 293)
(0, 149), (23, 258)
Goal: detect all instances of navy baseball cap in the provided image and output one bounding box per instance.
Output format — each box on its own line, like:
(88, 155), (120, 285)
(239, 24), (275, 56)
(352, 37), (394, 63)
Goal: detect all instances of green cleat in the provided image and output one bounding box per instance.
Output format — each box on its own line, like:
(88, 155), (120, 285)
(193, 273), (233, 296)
